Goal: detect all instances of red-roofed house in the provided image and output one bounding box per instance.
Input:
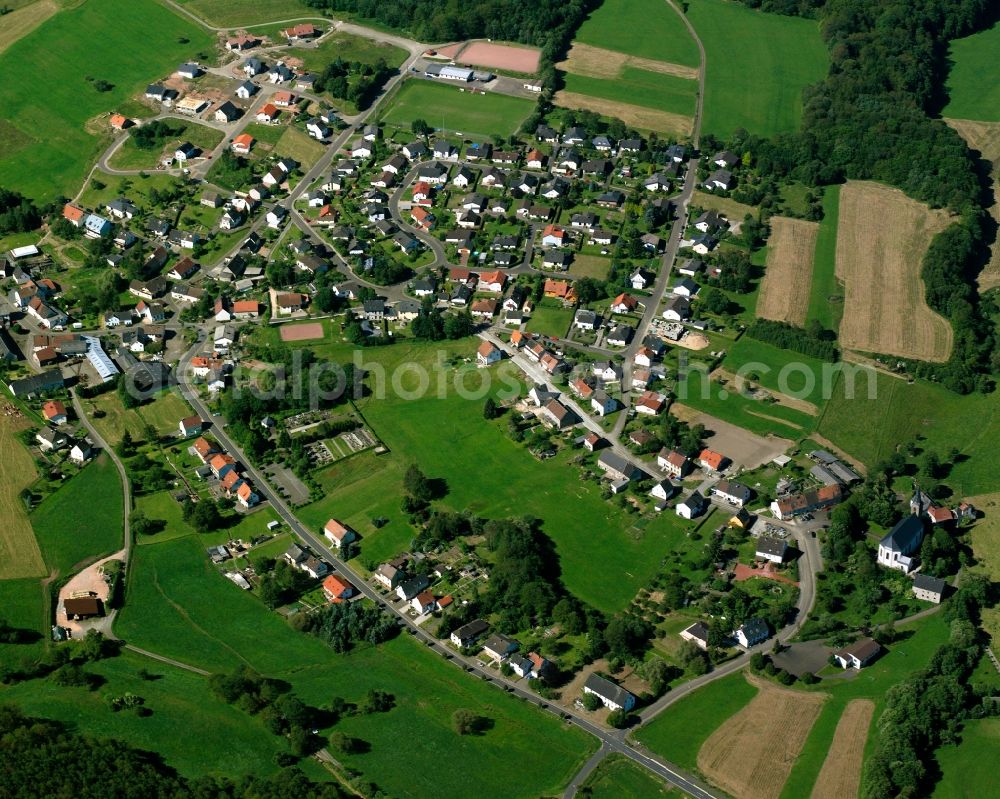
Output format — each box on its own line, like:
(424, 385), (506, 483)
(610, 293), (638, 314)
(410, 206), (434, 229)
(192, 437), (217, 462)
(477, 271), (507, 293)
(323, 574), (356, 602)
(698, 449), (727, 472)
(657, 449), (691, 478)
(283, 22), (319, 40)
(42, 400), (67, 425)
(324, 519), (357, 548)
(209, 453), (236, 478)
(232, 300), (260, 320)
(110, 114), (131, 131)
(543, 278), (576, 303)
(411, 590), (437, 614)
(63, 204), (85, 226)
(256, 103), (279, 123)
(541, 224), (565, 247)
(635, 390), (665, 415)
(477, 340), (501, 366)
(236, 481), (260, 508)
(232, 133), (254, 154)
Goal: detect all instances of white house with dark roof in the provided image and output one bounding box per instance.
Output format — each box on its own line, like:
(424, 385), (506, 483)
(583, 673), (635, 712)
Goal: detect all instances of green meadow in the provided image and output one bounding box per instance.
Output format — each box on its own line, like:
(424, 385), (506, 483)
(562, 68), (697, 118)
(581, 754), (680, 798)
(816, 370), (1000, 495)
(931, 717), (1000, 799)
(108, 121), (224, 171)
(0, 0), (214, 201)
(114, 532), (596, 798)
(380, 79), (535, 138)
(687, 0), (828, 137)
(806, 185), (843, 332)
(945, 21), (1000, 121)
(575, 0), (700, 67)
(30, 454), (123, 576)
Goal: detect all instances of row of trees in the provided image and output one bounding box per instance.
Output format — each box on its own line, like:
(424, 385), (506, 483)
(746, 319), (839, 361)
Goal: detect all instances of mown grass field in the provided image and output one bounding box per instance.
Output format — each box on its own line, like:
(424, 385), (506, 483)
(574, 0), (700, 67)
(580, 754), (679, 798)
(274, 125), (327, 168)
(816, 369), (1000, 495)
(380, 80), (534, 138)
(525, 301), (574, 338)
(722, 337), (832, 409)
(945, 21), (1000, 122)
(931, 717), (1000, 799)
(0, 650), (293, 780)
(0, 0), (214, 201)
(806, 185), (843, 332)
(0, 410), (45, 579)
(562, 67), (697, 118)
(86, 388), (194, 447)
(173, 0), (313, 27)
(0, 0), (59, 54)
(115, 532), (597, 798)
(296, 30), (408, 71)
(294, 340), (694, 611)
(687, 0), (828, 137)
(30, 454), (123, 576)
(108, 121), (224, 170)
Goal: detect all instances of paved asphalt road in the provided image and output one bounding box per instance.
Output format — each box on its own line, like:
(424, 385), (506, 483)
(171, 337), (719, 799)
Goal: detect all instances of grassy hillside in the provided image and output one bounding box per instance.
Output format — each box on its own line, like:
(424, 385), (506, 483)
(563, 67), (697, 118)
(116, 531), (596, 798)
(30, 454), (123, 576)
(0, 0), (214, 201)
(945, 21), (1000, 121)
(687, 0), (827, 137)
(575, 0), (700, 67)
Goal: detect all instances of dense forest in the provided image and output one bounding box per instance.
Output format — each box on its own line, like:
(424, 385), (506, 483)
(303, 0), (599, 71)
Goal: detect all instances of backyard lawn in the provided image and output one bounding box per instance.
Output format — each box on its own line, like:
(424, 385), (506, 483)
(30, 455), (123, 576)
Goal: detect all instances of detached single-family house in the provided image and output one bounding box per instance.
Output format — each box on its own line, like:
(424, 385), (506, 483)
(755, 536), (789, 564)
(658, 449), (691, 478)
(323, 519), (357, 548)
(676, 491), (707, 520)
(477, 341), (501, 366)
(712, 479), (752, 508)
(374, 563), (404, 590)
(483, 634), (519, 662)
(395, 575), (430, 602)
(912, 573), (946, 604)
(323, 575), (356, 602)
(583, 674), (635, 712)
(450, 619), (489, 649)
(178, 415), (203, 437)
(733, 618), (770, 649)
(680, 621), (710, 650)
(704, 169), (734, 191)
(833, 638), (881, 670)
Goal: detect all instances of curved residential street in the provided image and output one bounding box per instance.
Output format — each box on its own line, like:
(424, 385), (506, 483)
(62, 1), (818, 796)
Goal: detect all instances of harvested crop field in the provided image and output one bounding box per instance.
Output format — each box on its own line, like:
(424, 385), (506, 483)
(946, 119), (1000, 292)
(835, 181), (954, 362)
(810, 699), (874, 799)
(0, 0), (58, 54)
(554, 91), (691, 137)
(0, 410), (45, 579)
(558, 42), (698, 81)
(279, 322), (324, 342)
(457, 41), (541, 74)
(697, 676), (827, 799)
(757, 217), (819, 326)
